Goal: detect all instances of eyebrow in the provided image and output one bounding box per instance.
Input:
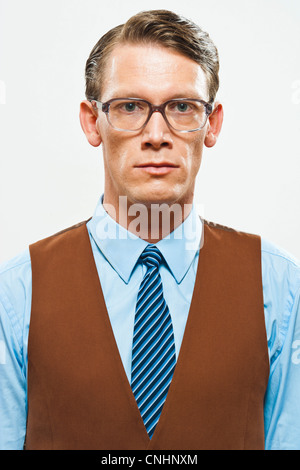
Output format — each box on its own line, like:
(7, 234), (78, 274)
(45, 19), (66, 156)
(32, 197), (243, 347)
(103, 92), (208, 102)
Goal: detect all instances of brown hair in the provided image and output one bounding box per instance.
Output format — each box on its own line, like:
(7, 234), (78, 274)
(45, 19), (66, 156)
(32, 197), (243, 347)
(85, 10), (219, 103)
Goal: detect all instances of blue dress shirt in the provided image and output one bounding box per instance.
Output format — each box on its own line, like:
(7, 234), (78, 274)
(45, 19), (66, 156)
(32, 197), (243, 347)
(0, 196), (299, 450)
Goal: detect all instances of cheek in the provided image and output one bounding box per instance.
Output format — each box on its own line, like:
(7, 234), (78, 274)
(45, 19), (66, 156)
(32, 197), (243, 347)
(181, 136), (204, 175)
(115, 150), (132, 181)
(99, 123), (122, 172)
(102, 135), (135, 186)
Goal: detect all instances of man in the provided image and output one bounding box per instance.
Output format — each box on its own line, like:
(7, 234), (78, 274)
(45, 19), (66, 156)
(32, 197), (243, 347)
(0, 10), (299, 450)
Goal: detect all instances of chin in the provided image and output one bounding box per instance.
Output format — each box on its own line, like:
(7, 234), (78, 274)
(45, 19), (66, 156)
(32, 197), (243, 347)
(127, 189), (184, 208)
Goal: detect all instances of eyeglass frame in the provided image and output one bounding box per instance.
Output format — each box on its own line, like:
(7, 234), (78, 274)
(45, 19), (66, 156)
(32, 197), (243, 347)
(89, 97), (214, 133)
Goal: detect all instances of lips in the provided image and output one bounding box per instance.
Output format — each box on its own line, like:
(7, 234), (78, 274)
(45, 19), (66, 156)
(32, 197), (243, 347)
(135, 162), (179, 175)
(137, 161), (178, 167)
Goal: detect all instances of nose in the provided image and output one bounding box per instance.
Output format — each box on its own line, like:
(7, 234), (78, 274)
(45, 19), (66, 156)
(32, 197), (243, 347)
(141, 110), (173, 150)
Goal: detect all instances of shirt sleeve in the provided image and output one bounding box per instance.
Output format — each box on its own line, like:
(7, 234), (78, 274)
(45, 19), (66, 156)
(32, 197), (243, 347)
(262, 240), (300, 450)
(0, 252), (31, 450)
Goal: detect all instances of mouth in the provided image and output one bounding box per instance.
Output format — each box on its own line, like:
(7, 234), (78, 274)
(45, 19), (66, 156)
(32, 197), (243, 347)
(135, 162), (179, 176)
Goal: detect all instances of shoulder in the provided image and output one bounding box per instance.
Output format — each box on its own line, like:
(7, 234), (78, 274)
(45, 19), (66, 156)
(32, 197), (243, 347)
(203, 219), (260, 241)
(29, 220), (89, 258)
(203, 218), (300, 296)
(201, 219), (261, 257)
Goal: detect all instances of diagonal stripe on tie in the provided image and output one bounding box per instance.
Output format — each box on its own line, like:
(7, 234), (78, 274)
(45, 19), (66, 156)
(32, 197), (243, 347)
(131, 244), (176, 439)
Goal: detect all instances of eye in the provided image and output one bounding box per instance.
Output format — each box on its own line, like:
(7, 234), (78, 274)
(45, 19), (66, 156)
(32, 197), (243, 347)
(167, 101), (194, 114)
(115, 100), (147, 114)
(123, 102), (137, 112)
(176, 102), (190, 112)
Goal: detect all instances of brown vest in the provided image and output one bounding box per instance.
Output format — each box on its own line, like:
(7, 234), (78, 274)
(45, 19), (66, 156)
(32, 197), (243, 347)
(25, 220), (269, 450)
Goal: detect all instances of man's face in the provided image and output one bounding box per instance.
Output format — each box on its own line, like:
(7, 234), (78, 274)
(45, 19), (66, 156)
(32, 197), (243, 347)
(84, 44), (222, 209)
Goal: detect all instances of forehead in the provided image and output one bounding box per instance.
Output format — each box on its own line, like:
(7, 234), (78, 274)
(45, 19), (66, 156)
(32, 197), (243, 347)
(101, 43), (209, 102)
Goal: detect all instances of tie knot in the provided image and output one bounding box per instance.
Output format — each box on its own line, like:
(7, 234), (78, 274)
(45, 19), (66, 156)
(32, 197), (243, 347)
(140, 245), (162, 269)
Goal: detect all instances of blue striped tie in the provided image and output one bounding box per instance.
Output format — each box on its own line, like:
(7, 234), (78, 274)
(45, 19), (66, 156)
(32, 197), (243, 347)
(131, 244), (176, 439)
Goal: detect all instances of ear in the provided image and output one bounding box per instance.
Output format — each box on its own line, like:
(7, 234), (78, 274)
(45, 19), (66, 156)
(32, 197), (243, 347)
(204, 102), (223, 148)
(79, 100), (102, 147)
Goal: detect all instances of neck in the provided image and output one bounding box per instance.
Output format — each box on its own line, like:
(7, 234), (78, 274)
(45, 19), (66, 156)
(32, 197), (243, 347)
(102, 195), (193, 242)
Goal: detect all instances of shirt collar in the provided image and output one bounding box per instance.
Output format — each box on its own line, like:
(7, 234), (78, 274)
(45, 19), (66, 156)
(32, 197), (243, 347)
(88, 195), (202, 284)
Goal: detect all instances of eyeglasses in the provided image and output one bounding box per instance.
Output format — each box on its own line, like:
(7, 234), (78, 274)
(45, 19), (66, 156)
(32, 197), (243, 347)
(89, 97), (213, 133)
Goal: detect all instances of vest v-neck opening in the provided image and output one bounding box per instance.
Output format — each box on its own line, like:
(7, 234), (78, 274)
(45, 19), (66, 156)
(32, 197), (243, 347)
(83, 222), (205, 447)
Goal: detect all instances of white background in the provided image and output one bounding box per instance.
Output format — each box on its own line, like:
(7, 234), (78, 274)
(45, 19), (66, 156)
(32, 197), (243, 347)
(0, 0), (299, 263)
